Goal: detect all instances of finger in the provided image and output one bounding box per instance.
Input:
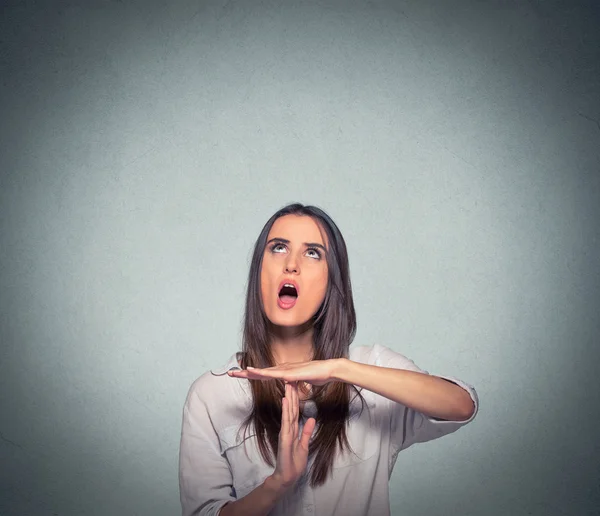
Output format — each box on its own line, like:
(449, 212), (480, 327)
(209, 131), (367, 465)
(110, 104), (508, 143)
(287, 382), (294, 428)
(227, 369), (274, 381)
(246, 367), (298, 381)
(281, 384), (290, 436)
(227, 370), (256, 378)
(247, 367), (277, 377)
(292, 381), (299, 423)
(299, 417), (316, 451)
(289, 382), (298, 437)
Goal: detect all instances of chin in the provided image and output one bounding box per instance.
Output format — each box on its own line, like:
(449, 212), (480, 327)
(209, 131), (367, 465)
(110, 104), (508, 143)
(267, 313), (313, 329)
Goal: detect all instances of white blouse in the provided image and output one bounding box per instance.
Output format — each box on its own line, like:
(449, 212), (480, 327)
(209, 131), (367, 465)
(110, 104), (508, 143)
(179, 344), (479, 516)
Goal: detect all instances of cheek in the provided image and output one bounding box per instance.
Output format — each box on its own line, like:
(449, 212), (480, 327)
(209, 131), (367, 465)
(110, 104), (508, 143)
(259, 274), (269, 303)
(320, 281), (328, 301)
(314, 270), (328, 301)
(259, 266), (275, 307)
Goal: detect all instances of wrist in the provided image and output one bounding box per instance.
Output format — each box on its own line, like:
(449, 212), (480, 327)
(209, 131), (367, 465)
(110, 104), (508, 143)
(331, 357), (352, 382)
(263, 474), (290, 500)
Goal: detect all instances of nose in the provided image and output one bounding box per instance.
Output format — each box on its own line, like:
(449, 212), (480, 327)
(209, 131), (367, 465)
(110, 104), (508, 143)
(284, 255), (299, 274)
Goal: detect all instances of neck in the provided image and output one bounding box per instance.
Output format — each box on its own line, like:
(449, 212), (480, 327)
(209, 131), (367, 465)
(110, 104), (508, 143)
(268, 320), (315, 365)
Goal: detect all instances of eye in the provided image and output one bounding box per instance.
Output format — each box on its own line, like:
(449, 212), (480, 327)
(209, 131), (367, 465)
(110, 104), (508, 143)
(306, 247), (321, 259)
(270, 243), (287, 253)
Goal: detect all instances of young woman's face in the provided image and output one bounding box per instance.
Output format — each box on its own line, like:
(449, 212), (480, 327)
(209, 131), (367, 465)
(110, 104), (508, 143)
(260, 214), (329, 328)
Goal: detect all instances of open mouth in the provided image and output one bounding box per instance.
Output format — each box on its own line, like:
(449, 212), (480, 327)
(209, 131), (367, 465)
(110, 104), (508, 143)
(278, 283), (298, 305)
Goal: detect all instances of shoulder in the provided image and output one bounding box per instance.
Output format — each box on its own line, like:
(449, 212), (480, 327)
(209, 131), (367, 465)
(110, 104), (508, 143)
(184, 352), (250, 420)
(348, 344), (373, 364)
(349, 344), (424, 372)
(186, 353), (246, 404)
(186, 368), (229, 402)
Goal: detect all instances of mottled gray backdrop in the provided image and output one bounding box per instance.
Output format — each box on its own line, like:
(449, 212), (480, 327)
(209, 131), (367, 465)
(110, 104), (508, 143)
(1, 1), (599, 515)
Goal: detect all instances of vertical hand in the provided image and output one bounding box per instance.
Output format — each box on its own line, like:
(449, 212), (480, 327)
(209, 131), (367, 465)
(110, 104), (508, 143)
(271, 382), (316, 490)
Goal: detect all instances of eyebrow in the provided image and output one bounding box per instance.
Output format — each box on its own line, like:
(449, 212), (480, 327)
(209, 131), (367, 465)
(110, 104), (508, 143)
(267, 237), (327, 253)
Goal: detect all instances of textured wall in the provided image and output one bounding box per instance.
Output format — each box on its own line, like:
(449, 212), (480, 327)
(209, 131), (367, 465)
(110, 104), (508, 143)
(1, 1), (598, 515)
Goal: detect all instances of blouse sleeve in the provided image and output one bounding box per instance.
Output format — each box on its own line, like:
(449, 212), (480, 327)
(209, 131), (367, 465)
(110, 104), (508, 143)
(179, 379), (236, 516)
(371, 344), (479, 454)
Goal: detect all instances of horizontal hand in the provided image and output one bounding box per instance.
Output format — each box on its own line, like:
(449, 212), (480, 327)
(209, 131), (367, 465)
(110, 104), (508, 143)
(227, 359), (341, 386)
(229, 357), (475, 421)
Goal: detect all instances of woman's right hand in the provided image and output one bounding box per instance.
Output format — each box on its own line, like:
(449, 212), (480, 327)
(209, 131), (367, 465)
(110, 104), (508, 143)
(219, 383), (317, 516)
(270, 381), (316, 492)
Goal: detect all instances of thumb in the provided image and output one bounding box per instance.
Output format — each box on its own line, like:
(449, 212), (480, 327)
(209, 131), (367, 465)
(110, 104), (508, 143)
(299, 417), (316, 451)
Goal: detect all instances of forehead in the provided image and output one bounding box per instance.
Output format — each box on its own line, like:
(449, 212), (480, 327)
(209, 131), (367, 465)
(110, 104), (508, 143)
(267, 215), (327, 245)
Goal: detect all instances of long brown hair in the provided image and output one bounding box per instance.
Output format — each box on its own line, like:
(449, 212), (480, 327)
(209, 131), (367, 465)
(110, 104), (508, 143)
(239, 203), (364, 486)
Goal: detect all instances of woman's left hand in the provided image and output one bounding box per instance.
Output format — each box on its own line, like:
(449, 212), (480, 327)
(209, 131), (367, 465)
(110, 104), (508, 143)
(227, 359), (341, 386)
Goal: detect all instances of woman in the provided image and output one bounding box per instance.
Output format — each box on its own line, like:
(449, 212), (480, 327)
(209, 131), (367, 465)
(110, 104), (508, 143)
(179, 203), (478, 516)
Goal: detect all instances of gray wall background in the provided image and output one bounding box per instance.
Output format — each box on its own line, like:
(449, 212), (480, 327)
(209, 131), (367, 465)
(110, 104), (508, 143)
(1, 1), (599, 515)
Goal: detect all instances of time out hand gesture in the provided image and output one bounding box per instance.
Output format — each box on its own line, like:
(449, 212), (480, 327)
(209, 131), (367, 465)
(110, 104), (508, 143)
(272, 382), (316, 491)
(227, 359), (340, 386)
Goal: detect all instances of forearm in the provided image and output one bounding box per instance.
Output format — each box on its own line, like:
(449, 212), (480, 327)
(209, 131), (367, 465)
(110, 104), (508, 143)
(219, 475), (287, 516)
(333, 359), (475, 421)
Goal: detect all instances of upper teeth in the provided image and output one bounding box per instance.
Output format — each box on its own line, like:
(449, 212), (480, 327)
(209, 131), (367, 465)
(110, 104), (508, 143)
(284, 284), (294, 288)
